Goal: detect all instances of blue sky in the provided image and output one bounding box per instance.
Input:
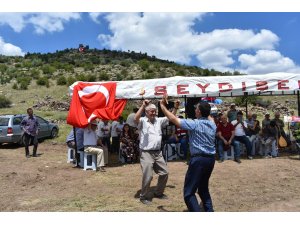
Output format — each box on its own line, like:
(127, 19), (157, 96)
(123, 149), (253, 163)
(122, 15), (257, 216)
(1, 12), (300, 74)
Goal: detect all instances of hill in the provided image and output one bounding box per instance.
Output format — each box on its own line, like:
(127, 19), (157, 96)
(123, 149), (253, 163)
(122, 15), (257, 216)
(1, 47), (242, 88)
(0, 48), (296, 144)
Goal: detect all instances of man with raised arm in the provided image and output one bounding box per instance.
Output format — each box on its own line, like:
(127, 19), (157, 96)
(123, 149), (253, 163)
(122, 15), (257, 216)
(160, 95), (216, 212)
(134, 99), (179, 205)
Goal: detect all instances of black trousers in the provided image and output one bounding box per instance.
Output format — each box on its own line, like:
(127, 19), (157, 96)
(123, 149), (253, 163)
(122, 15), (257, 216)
(24, 133), (38, 156)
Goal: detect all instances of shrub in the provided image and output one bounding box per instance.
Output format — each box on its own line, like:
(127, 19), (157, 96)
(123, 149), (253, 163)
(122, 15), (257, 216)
(30, 69), (40, 79)
(99, 72), (109, 81)
(42, 65), (56, 75)
(37, 77), (49, 87)
(57, 76), (67, 85)
(138, 59), (150, 71)
(0, 95), (11, 108)
(12, 83), (18, 89)
(19, 81), (28, 90)
(87, 75), (96, 82)
(67, 76), (76, 86)
(76, 74), (87, 81)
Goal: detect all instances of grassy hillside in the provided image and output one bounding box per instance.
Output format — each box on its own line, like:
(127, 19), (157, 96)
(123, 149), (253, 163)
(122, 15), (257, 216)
(0, 48), (297, 144)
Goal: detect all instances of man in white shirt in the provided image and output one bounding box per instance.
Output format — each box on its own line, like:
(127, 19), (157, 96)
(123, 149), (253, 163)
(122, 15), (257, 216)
(231, 111), (253, 160)
(84, 120), (106, 172)
(97, 120), (111, 152)
(134, 100), (179, 205)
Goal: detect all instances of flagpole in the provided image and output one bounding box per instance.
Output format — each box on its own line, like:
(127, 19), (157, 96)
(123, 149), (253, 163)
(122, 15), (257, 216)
(73, 127), (80, 167)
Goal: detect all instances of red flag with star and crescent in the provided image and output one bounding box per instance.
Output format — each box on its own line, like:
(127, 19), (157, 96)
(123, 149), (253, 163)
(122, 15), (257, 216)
(67, 82), (127, 128)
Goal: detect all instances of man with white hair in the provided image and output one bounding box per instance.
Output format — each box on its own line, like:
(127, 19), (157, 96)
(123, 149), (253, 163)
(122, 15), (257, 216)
(83, 120), (106, 172)
(134, 99), (179, 205)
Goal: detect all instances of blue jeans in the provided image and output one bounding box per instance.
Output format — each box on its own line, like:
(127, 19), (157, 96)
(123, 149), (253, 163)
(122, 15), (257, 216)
(179, 137), (188, 159)
(234, 135), (252, 157)
(184, 155), (215, 212)
(218, 138), (240, 160)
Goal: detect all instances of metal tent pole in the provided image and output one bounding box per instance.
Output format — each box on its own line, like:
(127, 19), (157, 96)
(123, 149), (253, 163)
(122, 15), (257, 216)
(73, 127), (80, 167)
(244, 92), (248, 116)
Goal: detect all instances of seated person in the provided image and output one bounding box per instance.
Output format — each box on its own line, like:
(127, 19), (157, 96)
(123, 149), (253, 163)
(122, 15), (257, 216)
(245, 113), (261, 155)
(66, 128), (84, 165)
(217, 115), (241, 163)
(259, 120), (278, 157)
(231, 111), (253, 160)
(83, 120), (106, 172)
(66, 127), (84, 151)
(272, 111), (290, 148)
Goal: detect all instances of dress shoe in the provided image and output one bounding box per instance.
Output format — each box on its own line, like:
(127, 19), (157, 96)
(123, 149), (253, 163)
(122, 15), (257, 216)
(99, 167), (106, 172)
(154, 193), (168, 199)
(140, 198), (151, 205)
(234, 158), (241, 163)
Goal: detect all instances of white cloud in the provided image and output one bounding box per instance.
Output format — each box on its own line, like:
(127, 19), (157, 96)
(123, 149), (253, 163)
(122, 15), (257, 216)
(98, 13), (300, 74)
(89, 13), (103, 24)
(0, 13), (27, 32)
(238, 50), (300, 74)
(0, 13), (81, 34)
(0, 37), (25, 56)
(196, 48), (234, 72)
(98, 13), (207, 64)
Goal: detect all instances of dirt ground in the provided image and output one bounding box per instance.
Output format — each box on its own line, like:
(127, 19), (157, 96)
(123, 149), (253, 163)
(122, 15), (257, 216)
(0, 142), (300, 212)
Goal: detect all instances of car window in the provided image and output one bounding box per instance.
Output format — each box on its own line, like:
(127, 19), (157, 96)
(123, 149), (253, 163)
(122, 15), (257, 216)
(13, 117), (23, 125)
(37, 116), (47, 125)
(0, 118), (9, 126)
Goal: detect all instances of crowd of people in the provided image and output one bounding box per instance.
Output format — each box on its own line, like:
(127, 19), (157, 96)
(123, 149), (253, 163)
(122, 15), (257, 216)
(215, 103), (291, 163)
(65, 98), (294, 211)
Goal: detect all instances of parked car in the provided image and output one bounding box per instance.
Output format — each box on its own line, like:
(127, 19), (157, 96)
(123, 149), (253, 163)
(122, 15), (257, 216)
(0, 114), (59, 145)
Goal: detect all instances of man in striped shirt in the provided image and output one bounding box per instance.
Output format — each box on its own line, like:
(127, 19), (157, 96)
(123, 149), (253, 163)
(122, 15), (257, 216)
(160, 98), (216, 212)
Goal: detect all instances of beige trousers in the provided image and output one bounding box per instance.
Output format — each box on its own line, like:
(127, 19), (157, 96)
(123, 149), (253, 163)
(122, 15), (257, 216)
(84, 146), (105, 167)
(139, 150), (168, 199)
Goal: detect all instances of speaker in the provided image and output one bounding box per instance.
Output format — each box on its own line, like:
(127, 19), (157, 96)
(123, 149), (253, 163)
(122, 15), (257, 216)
(158, 101), (174, 117)
(186, 97), (201, 119)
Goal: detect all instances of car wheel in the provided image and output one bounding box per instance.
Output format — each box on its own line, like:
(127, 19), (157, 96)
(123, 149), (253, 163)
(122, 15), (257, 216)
(50, 128), (58, 138)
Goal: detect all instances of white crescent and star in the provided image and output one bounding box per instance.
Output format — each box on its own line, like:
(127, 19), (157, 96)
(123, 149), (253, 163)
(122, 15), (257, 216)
(78, 84), (110, 106)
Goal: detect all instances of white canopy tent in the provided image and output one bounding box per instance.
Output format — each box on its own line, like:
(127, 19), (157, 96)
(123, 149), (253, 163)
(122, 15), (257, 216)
(69, 72), (300, 114)
(70, 72), (300, 98)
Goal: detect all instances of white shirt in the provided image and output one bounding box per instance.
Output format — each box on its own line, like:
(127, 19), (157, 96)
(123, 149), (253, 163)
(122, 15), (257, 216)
(97, 121), (104, 137)
(83, 128), (98, 146)
(97, 121), (111, 137)
(111, 121), (120, 137)
(126, 113), (137, 127)
(137, 116), (169, 151)
(231, 120), (248, 136)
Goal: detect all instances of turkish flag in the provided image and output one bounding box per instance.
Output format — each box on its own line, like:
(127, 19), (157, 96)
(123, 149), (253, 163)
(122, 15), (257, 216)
(67, 82), (127, 127)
